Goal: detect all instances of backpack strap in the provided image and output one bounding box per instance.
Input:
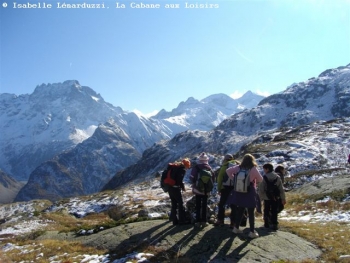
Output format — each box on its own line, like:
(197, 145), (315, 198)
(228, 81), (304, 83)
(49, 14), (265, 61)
(263, 175), (268, 183)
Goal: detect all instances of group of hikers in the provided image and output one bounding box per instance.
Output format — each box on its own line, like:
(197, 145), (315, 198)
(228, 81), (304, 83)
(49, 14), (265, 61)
(162, 152), (287, 239)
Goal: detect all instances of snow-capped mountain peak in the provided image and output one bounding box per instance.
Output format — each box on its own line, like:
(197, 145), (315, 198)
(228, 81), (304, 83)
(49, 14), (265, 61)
(0, 80), (124, 181)
(103, 63), (350, 192)
(1, 80), (265, 202)
(152, 91), (264, 132)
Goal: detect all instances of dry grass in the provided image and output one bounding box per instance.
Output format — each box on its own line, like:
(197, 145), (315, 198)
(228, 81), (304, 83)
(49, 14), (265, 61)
(286, 191), (349, 213)
(40, 211), (114, 233)
(281, 221), (350, 263)
(0, 210), (167, 263)
(2, 180), (349, 263)
(279, 192), (350, 263)
(2, 239), (108, 263)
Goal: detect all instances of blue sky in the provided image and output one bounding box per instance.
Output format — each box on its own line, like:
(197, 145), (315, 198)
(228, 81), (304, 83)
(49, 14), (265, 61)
(1, 0), (350, 115)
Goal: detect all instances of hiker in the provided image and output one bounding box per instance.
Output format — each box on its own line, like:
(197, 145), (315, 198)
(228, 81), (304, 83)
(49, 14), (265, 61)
(226, 154), (263, 238)
(214, 154), (237, 228)
(259, 163), (286, 230)
(348, 154), (350, 165)
(168, 158), (191, 225)
(190, 152), (215, 228)
(274, 165), (286, 185)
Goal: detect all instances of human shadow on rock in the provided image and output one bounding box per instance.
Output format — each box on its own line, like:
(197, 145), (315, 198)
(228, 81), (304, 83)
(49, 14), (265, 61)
(180, 226), (250, 263)
(108, 220), (171, 258)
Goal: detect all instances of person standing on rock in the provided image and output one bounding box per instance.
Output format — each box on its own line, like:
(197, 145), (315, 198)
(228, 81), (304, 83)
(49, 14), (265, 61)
(348, 154), (350, 165)
(190, 152), (215, 228)
(214, 154), (238, 228)
(168, 158), (192, 225)
(259, 163), (286, 230)
(226, 154), (263, 238)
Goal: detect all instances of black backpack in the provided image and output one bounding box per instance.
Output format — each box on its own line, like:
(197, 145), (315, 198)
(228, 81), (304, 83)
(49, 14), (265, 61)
(160, 163), (181, 192)
(222, 161), (235, 187)
(263, 176), (280, 201)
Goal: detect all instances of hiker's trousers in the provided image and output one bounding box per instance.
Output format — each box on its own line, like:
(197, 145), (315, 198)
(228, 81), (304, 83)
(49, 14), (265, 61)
(263, 199), (279, 225)
(195, 194), (208, 223)
(218, 186), (235, 222)
(168, 186), (186, 223)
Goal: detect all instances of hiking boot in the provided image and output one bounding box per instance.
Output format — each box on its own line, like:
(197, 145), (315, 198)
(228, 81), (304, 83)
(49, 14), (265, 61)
(229, 223), (235, 229)
(214, 220), (224, 226)
(248, 231), (259, 238)
(264, 223), (269, 228)
(232, 227), (243, 234)
(270, 224), (278, 231)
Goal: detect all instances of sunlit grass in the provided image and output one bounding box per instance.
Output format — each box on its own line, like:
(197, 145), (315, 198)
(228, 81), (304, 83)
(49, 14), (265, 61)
(281, 221), (350, 263)
(1, 179), (349, 263)
(278, 192), (350, 263)
(40, 211), (114, 233)
(2, 239), (108, 263)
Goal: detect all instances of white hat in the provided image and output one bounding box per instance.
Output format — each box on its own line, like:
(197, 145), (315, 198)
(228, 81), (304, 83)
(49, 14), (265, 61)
(198, 152), (209, 164)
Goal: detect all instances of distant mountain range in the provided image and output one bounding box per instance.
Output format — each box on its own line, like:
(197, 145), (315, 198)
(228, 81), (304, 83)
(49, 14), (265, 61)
(153, 91), (263, 132)
(0, 81), (263, 202)
(103, 64), (350, 190)
(4, 63), (350, 202)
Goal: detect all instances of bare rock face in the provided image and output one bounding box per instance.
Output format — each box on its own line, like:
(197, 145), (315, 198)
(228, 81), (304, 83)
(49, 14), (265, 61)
(36, 219), (321, 262)
(291, 174), (350, 197)
(0, 170), (24, 204)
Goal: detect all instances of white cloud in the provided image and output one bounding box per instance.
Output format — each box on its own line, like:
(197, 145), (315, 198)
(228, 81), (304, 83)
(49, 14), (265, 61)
(133, 109), (159, 118)
(230, 91), (244, 99)
(145, 110), (159, 117)
(255, 89), (270, 97)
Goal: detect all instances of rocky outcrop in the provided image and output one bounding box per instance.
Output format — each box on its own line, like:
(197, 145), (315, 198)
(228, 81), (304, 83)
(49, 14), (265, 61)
(291, 174), (350, 197)
(36, 219), (321, 263)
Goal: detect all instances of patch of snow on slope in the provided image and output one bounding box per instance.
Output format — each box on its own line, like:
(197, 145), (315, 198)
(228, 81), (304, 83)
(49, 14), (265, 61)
(91, 96), (100, 102)
(165, 114), (189, 126)
(47, 195), (120, 218)
(69, 125), (98, 144)
(0, 220), (51, 236)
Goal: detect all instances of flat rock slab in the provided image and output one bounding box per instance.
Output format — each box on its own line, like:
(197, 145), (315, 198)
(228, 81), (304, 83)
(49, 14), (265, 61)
(37, 220), (321, 262)
(291, 174), (350, 196)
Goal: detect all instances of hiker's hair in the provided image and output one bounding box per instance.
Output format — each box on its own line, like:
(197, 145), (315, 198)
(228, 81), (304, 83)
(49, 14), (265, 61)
(263, 163), (274, 173)
(275, 165), (285, 174)
(240, 154), (257, 169)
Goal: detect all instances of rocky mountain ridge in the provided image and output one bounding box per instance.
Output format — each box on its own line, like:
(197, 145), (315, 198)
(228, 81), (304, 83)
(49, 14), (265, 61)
(1, 82), (262, 202)
(4, 63), (350, 203)
(1, 117), (350, 262)
(153, 91), (264, 132)
(0, 80), (124, 182)
(104, 64), (350, 190)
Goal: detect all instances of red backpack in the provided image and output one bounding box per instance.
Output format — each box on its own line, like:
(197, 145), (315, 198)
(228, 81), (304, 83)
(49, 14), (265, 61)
(160, 162), (182, 192)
